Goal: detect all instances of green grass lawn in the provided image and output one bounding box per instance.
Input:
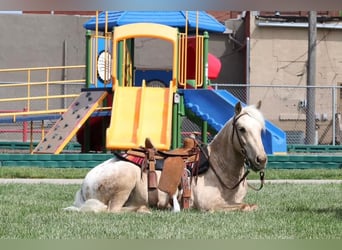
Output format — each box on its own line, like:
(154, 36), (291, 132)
(0, 167), (341, 180)
(0, 182), (340, 239)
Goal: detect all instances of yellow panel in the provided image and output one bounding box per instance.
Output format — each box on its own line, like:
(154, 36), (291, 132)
(106, 86), (141, 149)
(106, 85), (173, 150)
(138, 86), (173, 149)
(113, 23), (178, 44)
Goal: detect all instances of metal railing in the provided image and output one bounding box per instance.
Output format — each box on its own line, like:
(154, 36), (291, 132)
(0, 65), (86, 120)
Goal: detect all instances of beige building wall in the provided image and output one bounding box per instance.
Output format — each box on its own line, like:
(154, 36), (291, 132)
(249, 14), (342, 142)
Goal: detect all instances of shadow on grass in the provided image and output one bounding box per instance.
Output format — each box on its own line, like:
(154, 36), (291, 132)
(286, 206), (342, 220)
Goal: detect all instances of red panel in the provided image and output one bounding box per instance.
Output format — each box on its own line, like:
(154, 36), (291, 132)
(186, 37), (221, 80)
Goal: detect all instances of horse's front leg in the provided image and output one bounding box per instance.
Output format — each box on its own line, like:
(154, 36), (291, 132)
(210, 203), (258, 212)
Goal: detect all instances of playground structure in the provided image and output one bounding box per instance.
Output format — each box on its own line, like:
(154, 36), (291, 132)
(79, 11), (286, 154)
(0, 11), (287, 155)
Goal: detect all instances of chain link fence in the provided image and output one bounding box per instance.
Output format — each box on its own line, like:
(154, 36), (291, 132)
(212, 83), (342, 146)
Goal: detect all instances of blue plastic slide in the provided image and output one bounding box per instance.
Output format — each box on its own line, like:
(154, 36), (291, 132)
(180, 89), (287, 154)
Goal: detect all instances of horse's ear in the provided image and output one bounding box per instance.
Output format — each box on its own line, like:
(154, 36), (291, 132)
(235, 102), (242, 115)
(256, 100), (262, 109)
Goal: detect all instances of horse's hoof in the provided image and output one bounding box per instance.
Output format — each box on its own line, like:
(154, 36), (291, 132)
(241, 203), (258, 211)
(136, 205), (152, 214)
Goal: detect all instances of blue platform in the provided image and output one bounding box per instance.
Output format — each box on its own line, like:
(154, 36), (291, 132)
(180, 89), (287, 155)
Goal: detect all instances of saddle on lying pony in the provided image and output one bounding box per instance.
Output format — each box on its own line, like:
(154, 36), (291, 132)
(116, 137), (206, 209)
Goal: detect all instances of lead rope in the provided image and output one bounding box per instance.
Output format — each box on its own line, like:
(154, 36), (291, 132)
(247, 170), (265, 191)
(209, 162), (251, 190)
(195, 138), (251, 190)
(244, 157), (264, 191)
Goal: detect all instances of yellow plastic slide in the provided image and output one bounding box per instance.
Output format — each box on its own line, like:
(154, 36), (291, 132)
(106, 84), (173, 150)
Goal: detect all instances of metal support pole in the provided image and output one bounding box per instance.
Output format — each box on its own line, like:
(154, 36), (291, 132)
(246, 36), (250, 104)
(63, 40), (67, 108)
(332, 87), (336, 145)
(202, 31), (209, 143)
(305, 11), (317, 144)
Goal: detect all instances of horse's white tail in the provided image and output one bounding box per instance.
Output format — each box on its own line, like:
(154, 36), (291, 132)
(63, 189), (108, 213)
(73, 189), (85, 207)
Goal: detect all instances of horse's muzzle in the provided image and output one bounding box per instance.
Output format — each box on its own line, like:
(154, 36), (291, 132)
(249, 154), (267, 172)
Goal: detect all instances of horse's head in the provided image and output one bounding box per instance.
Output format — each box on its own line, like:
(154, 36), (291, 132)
(232, 101), (267, 172)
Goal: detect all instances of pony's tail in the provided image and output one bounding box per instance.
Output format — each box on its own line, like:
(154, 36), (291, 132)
(73, 189), (85, 208)
(63, 189), (86, 212)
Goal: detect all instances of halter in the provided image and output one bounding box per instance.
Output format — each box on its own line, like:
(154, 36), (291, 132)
(209, 112), (264, 191)
(232, 113), (249, 156)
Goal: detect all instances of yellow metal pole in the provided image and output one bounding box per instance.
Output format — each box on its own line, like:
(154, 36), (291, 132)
(27, 70), (31, 111)
(0, 65), (85, 73)
(41, 120), (45, 140)
(179, 34), (183, 86)
(195, 11), (199, 89)
(198, 36), (203, 87)
(95, 10), (99, 87)
(105, 11), (108, 85)
(184, 11), (188, 89)
(46, 68), (50, 111)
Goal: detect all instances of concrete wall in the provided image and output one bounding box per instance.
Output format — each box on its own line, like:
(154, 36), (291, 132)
(132, 33), (244, 84)
(0, 14), (91, 111)
(0, 14), (88, 70)
(210, 33), (246, 84)
(249, 15), (342, 124)
(248, 15), (342, 143)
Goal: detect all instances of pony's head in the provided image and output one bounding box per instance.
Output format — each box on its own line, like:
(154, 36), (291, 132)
(231, 101), (267, 171)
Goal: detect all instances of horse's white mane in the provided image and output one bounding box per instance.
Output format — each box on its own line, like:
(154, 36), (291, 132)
(242, 104), (265, 130)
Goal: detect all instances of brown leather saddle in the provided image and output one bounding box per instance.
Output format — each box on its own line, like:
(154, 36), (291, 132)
(119, 137), (201, 209)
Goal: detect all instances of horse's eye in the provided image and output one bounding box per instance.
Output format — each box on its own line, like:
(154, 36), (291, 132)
(238, 127), (246, 133)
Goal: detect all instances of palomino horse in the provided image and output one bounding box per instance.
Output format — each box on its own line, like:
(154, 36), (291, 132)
(64, 101), (267, 213)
